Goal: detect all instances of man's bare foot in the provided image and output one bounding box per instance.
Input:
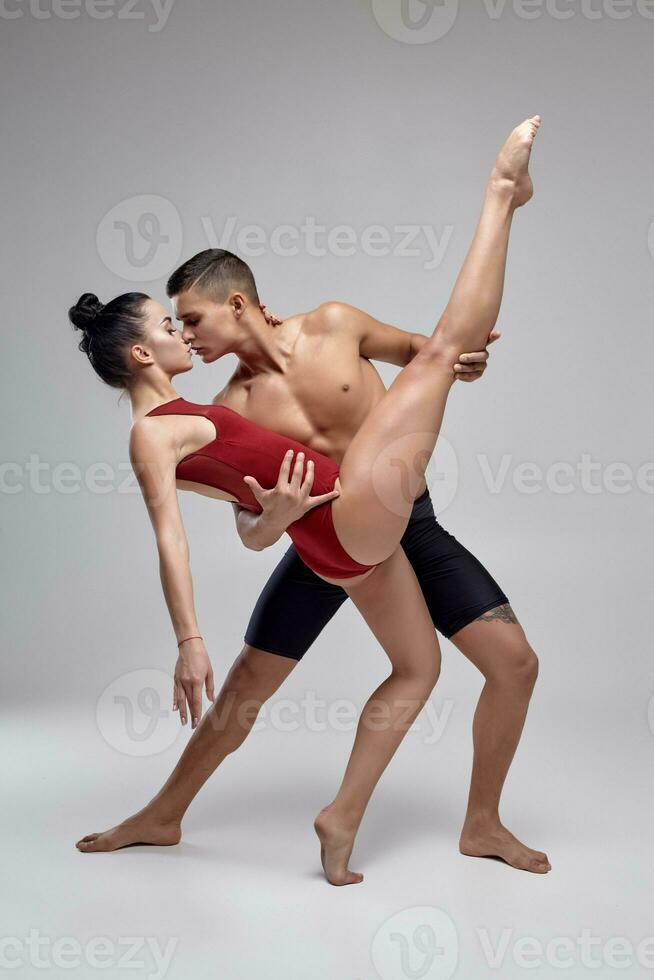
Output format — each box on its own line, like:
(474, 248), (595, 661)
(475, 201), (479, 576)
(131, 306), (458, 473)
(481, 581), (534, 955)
(490, 115), (541, 208)
(75, 806), (181, 853)
(314, 804), (364, 886)
(459, 818), (551, 874)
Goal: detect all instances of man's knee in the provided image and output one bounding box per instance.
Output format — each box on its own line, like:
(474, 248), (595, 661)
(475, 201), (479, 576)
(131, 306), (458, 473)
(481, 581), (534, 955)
(501, 638), (539, 689)
(394, 655), (441, 694)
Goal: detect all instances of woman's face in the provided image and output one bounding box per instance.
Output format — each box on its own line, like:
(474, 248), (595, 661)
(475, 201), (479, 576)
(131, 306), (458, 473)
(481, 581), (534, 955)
(140, 299), (193, 377)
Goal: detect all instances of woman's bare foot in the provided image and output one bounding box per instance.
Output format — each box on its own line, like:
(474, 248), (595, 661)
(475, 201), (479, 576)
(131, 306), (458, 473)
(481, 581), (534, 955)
(314, 804), (364, 886)
(75, 805), (181, 853)
(490, 115), (542, 208)
(459, 817), (551, 874)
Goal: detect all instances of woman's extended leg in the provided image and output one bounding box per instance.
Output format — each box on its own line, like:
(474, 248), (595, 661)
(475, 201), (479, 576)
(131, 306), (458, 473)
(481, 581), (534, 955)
(75, 647), (296, 852)
(333, 116), (541, 566)
(314, 547), (442, 885)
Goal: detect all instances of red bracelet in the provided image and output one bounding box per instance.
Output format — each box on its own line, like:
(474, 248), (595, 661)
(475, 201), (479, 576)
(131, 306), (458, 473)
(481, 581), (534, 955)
(177, 635), (202, 647)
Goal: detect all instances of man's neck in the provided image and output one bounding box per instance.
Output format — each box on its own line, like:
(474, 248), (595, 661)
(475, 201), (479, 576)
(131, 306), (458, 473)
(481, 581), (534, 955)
(234, 313), (303, 377)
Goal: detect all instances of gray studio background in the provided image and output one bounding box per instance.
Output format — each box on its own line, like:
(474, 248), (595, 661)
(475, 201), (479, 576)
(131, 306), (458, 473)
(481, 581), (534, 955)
(2, 2), (653, 979)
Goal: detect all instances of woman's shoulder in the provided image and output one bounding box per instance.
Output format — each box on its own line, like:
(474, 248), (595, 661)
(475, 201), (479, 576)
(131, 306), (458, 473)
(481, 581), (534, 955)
(128, 414), (177, 463)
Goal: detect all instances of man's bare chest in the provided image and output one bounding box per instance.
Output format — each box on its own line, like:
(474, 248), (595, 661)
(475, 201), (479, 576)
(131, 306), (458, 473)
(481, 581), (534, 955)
(216, 340), (383, 453)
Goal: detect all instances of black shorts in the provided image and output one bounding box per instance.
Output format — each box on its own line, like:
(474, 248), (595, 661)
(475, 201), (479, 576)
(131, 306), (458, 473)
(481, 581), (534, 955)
(244, 487), (510, 660)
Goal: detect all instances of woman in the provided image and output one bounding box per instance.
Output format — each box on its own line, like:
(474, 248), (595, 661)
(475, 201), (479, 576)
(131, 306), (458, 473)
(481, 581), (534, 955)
(73, 117), (540, 884)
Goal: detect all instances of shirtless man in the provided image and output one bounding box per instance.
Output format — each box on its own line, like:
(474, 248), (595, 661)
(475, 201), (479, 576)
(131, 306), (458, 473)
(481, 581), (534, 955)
(76, 127), (549, 875)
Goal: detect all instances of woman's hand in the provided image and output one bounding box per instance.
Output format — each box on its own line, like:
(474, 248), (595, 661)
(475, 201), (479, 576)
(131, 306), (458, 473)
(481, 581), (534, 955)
(173, 638), (215, 729)
(243, 450), (340, 534)
(453, 328), (500, 382)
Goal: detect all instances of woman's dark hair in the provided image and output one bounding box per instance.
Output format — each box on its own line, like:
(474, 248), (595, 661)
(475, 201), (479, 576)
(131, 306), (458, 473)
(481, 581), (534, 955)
(68, 292), (150, 389)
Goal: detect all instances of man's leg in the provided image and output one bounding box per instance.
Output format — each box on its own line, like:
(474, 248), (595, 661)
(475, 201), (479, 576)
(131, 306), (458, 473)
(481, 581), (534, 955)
(75, 547), (349, 853)
(399, 489), (550, 873)
(450, 613), (549, 873)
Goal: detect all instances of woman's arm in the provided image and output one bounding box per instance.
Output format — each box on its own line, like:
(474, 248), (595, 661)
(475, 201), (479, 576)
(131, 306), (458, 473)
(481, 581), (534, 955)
(129, 420), (215, 729)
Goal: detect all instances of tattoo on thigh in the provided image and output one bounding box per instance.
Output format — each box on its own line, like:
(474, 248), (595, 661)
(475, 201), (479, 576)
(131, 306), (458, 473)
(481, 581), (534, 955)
(474, 602), (519, 626)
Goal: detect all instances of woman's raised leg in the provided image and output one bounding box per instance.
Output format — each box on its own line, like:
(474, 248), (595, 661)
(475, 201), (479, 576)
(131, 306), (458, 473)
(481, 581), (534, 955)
(314, 547), (442, 885)
(333, 116), (541, 566)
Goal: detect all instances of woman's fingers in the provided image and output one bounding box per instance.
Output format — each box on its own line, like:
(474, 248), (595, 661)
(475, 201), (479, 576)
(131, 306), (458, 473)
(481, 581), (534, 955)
(306, 489), (340, 509)
(243, 475), (265, 500)
(290, 452), (305, 491)
(175, 682), (188, 725)
(301, 459), (315, 497)
(190, 683), (203, 728)
(277, 449), (294, 485)
(206, 669), (215, 702)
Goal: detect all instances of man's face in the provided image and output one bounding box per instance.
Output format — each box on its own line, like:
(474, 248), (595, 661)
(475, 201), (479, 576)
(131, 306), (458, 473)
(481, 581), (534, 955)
(172, 286), (243, 363)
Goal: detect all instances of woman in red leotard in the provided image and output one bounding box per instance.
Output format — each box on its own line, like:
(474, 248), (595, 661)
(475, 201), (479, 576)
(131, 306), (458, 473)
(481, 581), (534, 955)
(71, 117), (540, 884)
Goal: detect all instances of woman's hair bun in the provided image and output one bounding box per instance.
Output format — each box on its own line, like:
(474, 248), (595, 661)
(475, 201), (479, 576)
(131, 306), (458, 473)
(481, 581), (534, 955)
(68, 293), (104, 334)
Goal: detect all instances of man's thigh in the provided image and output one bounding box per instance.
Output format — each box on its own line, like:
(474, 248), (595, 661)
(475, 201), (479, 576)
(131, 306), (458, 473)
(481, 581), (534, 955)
(244, 543), (350, 661)
(400, 491), (512, 640)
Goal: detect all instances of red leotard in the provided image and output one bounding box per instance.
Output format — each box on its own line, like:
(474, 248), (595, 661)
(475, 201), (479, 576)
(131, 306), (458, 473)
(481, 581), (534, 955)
(145, 397), (375, 580)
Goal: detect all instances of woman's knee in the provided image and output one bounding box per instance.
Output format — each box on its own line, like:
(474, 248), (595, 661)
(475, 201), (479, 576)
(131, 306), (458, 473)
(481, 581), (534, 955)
(225, 644), (294, 697)
(417, 332), (461, 369)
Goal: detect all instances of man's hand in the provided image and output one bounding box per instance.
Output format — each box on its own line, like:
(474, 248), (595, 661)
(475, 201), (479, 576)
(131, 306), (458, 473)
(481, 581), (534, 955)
(243, 450), (340, 533)
(173, 638), (215, 729)
(453, 329), (501, 382)
(259, 303), (283, 326)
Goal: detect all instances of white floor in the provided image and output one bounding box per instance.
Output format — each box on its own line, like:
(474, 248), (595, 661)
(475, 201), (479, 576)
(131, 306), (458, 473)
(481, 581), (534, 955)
(3, 687), (652, 980)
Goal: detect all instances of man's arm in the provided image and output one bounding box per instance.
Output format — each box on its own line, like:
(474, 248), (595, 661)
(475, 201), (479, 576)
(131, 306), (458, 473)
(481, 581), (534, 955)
(232, 450), (340, 551)
(319, 301), (498, 378)
(231, 503), (286, 551)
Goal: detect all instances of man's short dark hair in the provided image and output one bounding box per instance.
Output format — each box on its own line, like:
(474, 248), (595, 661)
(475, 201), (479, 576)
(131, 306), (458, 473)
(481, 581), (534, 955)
(166, 249), (260, 305)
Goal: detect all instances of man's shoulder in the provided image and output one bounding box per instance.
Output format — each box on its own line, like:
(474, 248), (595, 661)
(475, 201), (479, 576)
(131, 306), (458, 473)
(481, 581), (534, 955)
(307, 301), (363, 336)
